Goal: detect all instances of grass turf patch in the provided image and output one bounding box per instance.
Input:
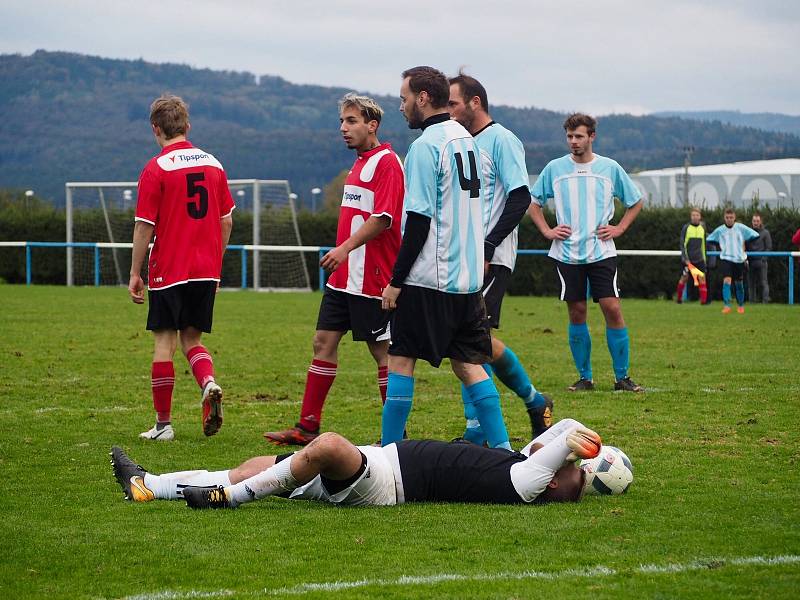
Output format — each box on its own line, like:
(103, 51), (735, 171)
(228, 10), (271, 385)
(1, 286), (798, 599)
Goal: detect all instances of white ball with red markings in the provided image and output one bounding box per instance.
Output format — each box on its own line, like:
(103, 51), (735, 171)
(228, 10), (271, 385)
(580, 445), (633, 495)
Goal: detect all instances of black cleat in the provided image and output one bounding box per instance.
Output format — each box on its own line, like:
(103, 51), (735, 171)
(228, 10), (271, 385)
(614, 377), (644, 392)
(567, 378), (595, 392)
(527, 394), (554, 437)
(183, 485), (232, 510)
(110, 446), (154, 502)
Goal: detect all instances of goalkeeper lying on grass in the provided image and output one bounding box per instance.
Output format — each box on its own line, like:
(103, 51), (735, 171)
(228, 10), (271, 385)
(111, 419), (605, 509)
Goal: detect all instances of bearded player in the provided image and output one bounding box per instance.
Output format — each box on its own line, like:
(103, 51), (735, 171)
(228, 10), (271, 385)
(448, 71), (553, 442)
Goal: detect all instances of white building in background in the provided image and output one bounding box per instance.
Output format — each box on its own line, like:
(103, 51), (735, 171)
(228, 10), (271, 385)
(630, 158), (800, 209)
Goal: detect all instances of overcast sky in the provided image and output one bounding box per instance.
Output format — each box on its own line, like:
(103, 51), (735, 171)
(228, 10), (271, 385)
(2, 1), (798, 116)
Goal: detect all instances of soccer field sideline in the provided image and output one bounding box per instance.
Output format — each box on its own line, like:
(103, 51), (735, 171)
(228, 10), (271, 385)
(114, 554), (800, 599)
(2, 286), (799, 599)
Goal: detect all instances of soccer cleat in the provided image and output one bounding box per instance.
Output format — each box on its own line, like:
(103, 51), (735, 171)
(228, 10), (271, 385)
(722, 306), (732, 314)
(110, 446), (154, 502)
(567, 378), (595, 392)
(527, 394), (554, 437)
(263, 424), (320, 446)
(201, 381), (224, 437)
(183, 485), (232, 509)
(614, 377), (644, 393)
(139, 423), (175, 441)
(737, 306), (745, 314)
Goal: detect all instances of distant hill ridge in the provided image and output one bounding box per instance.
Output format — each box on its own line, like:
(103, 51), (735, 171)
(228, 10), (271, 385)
(653, 110), (800, 137)
(2, 50), (800, 205)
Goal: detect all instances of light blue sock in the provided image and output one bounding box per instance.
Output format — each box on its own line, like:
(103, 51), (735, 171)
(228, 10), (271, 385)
(464, 379), (510, 450)
(381, 373), (414, 446)
(459, 363), (493, 444)
(462, 400), (486, 445)
(722, 282), (732, 306)
(568, 322), (592, 380)
(491, 347), (543, 409)
(735, 281), (745, 305)
(606, 327), (630, 382)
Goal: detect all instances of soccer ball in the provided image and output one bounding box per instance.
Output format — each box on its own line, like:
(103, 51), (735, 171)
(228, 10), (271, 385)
(580, 445), (633, 495)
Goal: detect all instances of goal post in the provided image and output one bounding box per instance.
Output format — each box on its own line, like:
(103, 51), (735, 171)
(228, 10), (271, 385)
(65, 179), (311, 291)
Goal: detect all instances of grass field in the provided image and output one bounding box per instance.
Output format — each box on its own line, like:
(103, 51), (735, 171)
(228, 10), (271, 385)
(2, 285), (799, 599)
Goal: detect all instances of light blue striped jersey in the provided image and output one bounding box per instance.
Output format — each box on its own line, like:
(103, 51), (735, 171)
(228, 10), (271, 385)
(706, 222), (760, 263)
(403, 119), (486, 293)
(474, 123), (529, 270)
(531, 154), (642, 264)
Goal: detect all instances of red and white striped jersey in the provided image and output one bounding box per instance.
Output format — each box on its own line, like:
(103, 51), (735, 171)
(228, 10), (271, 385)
(327, 143), (404, 298)
(135, 140), (235, 290)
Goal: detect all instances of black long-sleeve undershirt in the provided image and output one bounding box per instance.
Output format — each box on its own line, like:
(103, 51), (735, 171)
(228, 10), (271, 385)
(390, 211), (431, 288)
(484, 185), (530, 262)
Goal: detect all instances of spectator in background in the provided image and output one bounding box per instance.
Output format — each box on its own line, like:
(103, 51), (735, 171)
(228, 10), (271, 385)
(745, 213), (772, 303)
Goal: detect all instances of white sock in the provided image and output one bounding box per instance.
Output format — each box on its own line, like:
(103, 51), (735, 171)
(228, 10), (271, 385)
(144, 470), (232, 500)
(226, 456), (299, 507)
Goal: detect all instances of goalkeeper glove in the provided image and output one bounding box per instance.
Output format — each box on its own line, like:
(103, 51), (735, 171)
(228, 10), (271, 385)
(566, 426), (602, 462)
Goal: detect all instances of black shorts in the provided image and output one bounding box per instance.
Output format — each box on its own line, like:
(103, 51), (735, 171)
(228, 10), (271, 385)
(554, 257), (619, 302)
(388, 285), (492, 368)
(147, 281), (217, 332)
(482, 264), (512, 329)
(681, 260), (707, 278)
(720, 259), (745, 280)
(316, 286), (390, 342)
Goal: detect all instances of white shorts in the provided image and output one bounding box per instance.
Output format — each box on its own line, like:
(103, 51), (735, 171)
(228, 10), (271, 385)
(287, 444), (398, 506)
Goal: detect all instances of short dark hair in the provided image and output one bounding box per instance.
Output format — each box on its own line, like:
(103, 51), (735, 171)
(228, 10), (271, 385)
(563, 113), (597, 134)
(724, 207), (736, 216)
(449, 70), (489, 113)
(401, 66), (450, 109)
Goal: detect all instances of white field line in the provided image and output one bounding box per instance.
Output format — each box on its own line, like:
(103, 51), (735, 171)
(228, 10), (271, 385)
(113, 554), (800, 600)
(35, 406), (133, 414)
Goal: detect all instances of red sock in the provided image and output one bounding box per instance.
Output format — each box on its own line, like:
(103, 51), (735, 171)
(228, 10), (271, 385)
(676, 281), (685, 302)
(298, 359), (337, 432)
(187, 345), (215, 390)
(699, 282), (708, 304)
(152, 361), (174, 423)
(378, 366), (388, 404)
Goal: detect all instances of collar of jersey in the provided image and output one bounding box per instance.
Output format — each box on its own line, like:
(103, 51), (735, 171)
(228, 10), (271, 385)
(160, 140), (193, 155)
(358, 142), (391, 159)
(421, 112), (451, 130)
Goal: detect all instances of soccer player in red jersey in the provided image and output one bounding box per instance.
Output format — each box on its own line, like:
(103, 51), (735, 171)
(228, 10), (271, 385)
(128, 94), (234, 441)
(264, 94), (404, 446)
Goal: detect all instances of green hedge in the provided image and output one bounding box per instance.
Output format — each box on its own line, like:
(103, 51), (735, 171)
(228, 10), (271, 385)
(2, 190), (799, 301)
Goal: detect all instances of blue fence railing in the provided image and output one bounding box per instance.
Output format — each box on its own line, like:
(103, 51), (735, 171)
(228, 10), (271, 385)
(1, 241), (797, 304)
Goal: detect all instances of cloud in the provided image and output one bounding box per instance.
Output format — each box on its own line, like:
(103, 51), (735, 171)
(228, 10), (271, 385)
(1, 0), (798, 114)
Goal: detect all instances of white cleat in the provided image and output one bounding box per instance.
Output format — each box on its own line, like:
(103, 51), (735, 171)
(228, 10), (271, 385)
(139, 423), (175, 441)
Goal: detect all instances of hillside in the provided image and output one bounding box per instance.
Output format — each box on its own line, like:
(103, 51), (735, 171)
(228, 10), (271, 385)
(2, 50), (800, 206)
(653, 110), (800, 137)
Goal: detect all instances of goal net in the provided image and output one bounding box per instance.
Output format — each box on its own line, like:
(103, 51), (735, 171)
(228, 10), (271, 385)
(65, 179), (311, 291)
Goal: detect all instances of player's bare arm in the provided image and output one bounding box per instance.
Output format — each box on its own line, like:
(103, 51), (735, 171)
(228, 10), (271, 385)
(597, 199), (643, 241)
(320, 215), (390, 272)
(220, 213), (233, 254)
(129, 220), (154, 304)
(528, 202), (571, 240)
